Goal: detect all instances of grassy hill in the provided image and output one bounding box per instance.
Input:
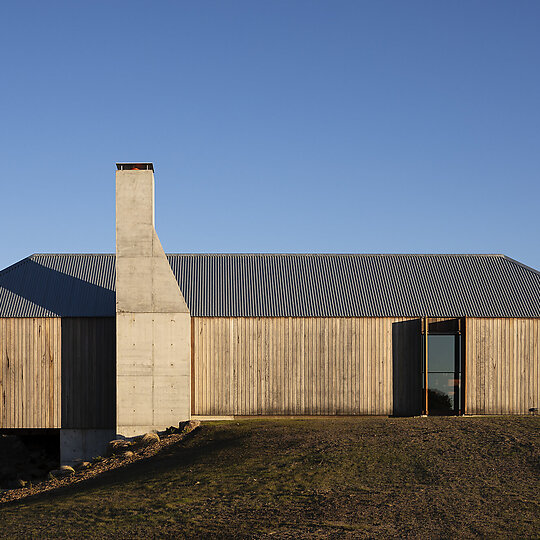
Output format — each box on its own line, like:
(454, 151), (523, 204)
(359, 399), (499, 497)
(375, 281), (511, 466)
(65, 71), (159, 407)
(0, 417), (539, 538)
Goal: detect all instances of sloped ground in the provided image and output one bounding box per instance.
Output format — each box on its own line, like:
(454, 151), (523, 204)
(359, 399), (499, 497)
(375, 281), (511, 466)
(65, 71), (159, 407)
(0, 422), (200, 503)
(0, 417), (538, 539)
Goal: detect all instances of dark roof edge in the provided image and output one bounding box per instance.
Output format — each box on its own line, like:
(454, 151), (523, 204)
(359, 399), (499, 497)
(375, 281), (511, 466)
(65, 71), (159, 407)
(502, 255), (540, 277)
(0, 255), (35, 278)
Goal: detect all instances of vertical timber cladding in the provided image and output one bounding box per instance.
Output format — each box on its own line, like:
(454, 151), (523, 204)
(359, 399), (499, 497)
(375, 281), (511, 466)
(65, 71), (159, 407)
(192, 317), (417, 416)
(0, 318), (61, 429)
(466, 318), (540, 414)
(61, 318), (116, 429)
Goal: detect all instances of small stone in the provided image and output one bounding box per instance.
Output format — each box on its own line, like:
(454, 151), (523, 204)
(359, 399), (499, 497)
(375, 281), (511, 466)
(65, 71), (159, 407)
(123, 451), (134, 458)
(108, 439), (132, 455)
(140, 432), (160, 446)
(48, 466), (75, 480)
(182, 420), (201, 434)
(76, 461), (92, 470)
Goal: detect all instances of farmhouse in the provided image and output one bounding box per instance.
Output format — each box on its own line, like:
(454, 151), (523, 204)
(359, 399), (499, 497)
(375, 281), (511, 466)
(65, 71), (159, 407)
(0, 163), (539, 463)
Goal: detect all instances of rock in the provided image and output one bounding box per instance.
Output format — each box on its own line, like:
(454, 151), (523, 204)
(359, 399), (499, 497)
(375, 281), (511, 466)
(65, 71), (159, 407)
(180, 420), (201, 433)
(75, 461), (92, 470)
(48, 465), (75, 480)
(14, 478), (27, 488)
(108, 439), (132, 455)
(162, 425), (179, 436)
(140, 432), (160, 447)
(123, 451), (134, 458)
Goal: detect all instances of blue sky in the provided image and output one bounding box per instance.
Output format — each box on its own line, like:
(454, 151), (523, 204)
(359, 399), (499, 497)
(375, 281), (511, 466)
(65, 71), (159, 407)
(1, 1), (539, 271)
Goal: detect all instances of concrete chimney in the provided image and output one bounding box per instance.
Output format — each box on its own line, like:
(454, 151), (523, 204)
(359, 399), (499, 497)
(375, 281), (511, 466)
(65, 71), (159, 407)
(116, 163), (190, 437)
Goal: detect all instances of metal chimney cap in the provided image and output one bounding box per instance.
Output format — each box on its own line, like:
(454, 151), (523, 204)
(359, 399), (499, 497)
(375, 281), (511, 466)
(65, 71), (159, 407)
(116, 163), (154, 171)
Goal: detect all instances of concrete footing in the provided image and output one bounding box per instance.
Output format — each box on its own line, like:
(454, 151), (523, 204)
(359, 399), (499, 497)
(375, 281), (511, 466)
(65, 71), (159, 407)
(60, 429), (115, 466)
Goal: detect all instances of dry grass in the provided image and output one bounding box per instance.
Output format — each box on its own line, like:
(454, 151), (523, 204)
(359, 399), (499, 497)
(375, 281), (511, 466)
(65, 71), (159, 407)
(0, 416), (538, 538)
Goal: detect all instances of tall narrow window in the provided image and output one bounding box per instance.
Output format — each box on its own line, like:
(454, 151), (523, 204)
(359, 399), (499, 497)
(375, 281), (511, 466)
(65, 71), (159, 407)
(422, 334), (461, 415)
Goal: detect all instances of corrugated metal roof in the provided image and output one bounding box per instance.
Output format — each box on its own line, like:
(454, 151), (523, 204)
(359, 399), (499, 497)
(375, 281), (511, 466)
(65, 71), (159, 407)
(0, 253), (539, 318)
(0, 254), (116, 317)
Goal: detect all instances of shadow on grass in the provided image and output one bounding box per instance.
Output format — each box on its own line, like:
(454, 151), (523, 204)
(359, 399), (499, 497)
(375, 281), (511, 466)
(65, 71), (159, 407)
(2, 427), (248, 508)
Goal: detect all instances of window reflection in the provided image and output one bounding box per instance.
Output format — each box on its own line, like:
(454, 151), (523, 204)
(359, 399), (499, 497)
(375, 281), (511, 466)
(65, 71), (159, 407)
(423, 334), (461, 414)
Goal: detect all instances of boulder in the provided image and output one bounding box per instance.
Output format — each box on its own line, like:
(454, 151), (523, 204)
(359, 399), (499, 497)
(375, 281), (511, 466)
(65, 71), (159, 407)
(108, 439), (132, 455)
(179, 420), (201, 434)
(140, 432), (160, 447)
(48, 465), (75, 480)
(187, 420), (201, 430)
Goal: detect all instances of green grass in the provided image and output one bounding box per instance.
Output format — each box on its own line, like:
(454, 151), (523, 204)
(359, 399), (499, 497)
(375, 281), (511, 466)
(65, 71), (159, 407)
(1, 417), (539, 538)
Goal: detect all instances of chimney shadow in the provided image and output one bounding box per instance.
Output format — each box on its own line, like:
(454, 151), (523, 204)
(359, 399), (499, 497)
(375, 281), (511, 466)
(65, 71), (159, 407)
(392, 319), (422, 416)
(0, 257), (115, 317)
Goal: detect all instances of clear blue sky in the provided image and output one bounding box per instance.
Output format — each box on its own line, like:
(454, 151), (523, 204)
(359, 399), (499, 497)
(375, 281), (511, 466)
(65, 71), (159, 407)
(1, 1), (539, 271)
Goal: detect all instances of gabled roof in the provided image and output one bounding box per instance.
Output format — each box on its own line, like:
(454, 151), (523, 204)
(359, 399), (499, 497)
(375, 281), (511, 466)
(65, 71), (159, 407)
(0, 253), (539, 318)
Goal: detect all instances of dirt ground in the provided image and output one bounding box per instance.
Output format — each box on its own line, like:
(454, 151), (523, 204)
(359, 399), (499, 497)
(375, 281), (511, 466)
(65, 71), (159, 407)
(0, 416), (538, 538)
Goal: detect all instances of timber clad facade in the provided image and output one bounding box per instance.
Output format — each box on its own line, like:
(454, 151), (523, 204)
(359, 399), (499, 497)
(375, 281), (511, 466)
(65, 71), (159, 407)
(0, 317), (115, 429)
(1, 253), (539, 429)
(0, 318), (61, 429)
(192, 316), (540, 417)
(192, 317), (408, 416)
(61, 318), (115, 429)
(466, 318), (540, 414)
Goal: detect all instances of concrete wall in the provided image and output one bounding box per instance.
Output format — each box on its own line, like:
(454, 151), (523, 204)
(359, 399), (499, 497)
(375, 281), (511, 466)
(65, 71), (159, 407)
(60, 429), (115, 466)
(116, 168), (191, 437)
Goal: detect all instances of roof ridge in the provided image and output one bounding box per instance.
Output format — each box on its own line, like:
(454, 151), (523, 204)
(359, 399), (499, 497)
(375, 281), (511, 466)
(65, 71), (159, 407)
(31, 253), (115, 256)
(165, 253), (507, 257)
(27, 253), (508, 257)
